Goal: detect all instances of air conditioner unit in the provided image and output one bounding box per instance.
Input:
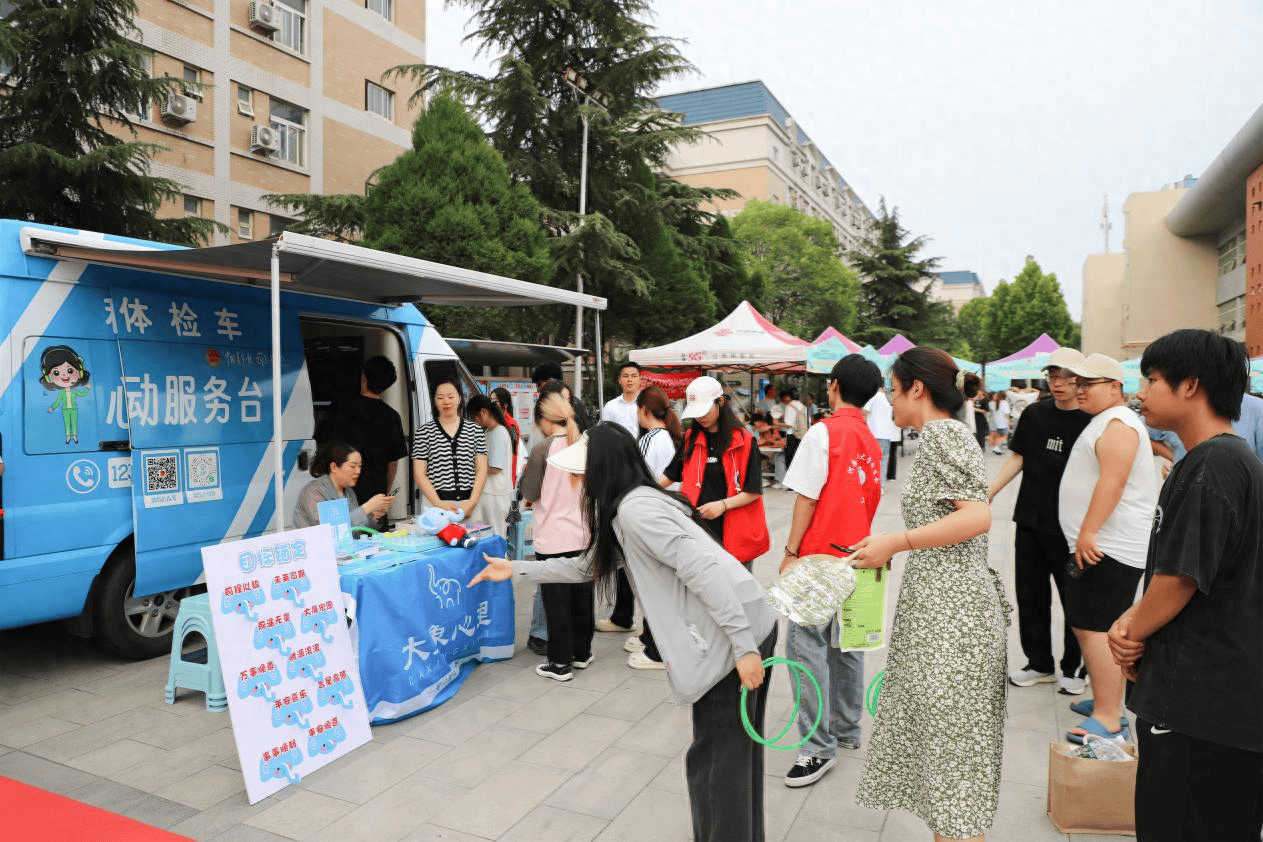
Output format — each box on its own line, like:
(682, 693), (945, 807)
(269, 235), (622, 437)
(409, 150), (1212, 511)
(249, 1), (280, 31)
(161, 93), (197, 124)
(250, 124), (281, 153)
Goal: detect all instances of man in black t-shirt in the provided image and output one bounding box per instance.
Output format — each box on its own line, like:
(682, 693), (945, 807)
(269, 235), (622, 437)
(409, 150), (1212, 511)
(318, 356), (408, 529)
(988, 348), (1092, 694)
(1109, 329), (1263, 842)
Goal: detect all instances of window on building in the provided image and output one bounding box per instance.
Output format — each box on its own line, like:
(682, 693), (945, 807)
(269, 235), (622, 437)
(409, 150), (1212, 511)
(131, 52), (152, 122)
(183, 195), (201, 217)
(1219, 294), (1246, 336)
(237, 84), (254, 117)
(269, 215), (293, 237)
(273, 0), (306, 53)
(269, 97), (307, 167)
(182, 65), (201, 99)
(366, 0), (393, 20)
(238, 208), (253, 239)
(1218, 232), (1246, 277)
(365, 81), (394, 120)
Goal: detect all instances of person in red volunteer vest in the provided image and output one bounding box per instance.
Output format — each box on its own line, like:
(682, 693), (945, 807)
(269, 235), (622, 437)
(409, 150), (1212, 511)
(779, 355), (885, 788)
(663, 376), (769, 564)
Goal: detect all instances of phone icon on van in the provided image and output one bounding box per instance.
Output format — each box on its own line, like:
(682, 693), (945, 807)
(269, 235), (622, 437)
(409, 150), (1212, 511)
(66, 459), (100, 494)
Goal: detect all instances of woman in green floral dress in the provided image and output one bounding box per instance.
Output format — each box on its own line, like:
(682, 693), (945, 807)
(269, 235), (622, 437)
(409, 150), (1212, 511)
(849, 348), (1009, 842)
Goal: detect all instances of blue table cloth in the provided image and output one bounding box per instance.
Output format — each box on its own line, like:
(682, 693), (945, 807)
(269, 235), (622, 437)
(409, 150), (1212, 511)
(338, 536), (513, 723)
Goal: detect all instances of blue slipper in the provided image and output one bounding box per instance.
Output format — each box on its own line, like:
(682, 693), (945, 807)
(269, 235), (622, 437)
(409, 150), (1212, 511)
(1066, 716), (1128, 745)
(1070, 698), (1094, 717)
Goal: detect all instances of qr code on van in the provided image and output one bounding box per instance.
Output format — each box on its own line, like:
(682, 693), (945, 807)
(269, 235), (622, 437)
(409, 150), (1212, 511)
(145, 454), (179, 493)
(187, 451), (219, 489)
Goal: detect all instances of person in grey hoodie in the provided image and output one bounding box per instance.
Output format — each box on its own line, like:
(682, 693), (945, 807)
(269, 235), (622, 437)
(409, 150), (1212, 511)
(469, 421), (779, 842)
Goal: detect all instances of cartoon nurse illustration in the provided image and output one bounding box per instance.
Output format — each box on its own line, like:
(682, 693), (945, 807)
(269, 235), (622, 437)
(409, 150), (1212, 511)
(40, 345), (91, 445)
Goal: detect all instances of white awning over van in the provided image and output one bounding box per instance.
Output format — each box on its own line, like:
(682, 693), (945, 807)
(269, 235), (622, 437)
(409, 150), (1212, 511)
(20, 227), (607, 311)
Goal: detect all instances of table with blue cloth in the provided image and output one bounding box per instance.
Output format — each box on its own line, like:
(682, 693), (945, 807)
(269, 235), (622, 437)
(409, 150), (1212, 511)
(337, 536), (514, 724)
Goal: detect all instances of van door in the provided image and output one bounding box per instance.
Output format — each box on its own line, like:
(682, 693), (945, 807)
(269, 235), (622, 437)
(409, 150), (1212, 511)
(110, 286), (313, 595)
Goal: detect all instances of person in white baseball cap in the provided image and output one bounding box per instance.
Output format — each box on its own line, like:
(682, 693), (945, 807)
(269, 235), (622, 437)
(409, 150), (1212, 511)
(988, 345), (1093, 696)
(680, 375), (725, 420)
(662, 376), (770, 565)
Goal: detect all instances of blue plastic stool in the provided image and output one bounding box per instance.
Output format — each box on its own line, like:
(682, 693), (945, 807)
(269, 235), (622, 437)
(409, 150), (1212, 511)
(165, 593), (227, 712)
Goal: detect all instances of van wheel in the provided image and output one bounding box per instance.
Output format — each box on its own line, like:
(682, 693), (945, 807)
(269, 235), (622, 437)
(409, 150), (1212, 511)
(95, 549), (194, 660)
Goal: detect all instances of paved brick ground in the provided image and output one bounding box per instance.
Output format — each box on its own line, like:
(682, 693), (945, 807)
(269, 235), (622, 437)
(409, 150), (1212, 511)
(0, 446), (1134, 840)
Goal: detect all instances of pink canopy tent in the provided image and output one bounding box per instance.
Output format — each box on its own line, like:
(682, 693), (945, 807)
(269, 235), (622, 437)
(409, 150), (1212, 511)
(811, 327), (862, 353)
(877, 334), (916, 355)
(989, 333), (1061, 365)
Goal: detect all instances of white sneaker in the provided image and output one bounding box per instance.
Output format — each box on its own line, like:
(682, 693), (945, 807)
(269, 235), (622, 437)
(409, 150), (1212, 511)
(1008, 666), (1057, 687)
(624, 634), (645, 653)
(1058, 674), (1088, 695)
(627, 651), (665, 670)
(595, 618), (638, 633)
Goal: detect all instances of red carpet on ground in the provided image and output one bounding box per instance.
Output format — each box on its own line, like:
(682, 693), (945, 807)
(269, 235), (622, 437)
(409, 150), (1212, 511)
(0, 776), (194, 841)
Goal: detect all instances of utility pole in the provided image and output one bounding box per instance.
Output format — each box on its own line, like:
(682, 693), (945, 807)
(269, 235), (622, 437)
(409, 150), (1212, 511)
(562, 66), (607, 402)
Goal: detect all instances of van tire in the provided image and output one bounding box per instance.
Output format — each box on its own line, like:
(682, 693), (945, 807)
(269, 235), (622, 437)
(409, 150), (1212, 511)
(95, 546), (193, 660)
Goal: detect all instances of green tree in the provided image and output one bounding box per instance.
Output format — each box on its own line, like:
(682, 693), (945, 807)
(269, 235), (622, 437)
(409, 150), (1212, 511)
(847, 201), (941, 347)
(703, 214), (763, 316)
(606, 160), (715, 346)
(387, 0), (729, 345)
(318, 94), (555, 340)
(730, 199), (860, 338)
(984, 256), (1077, 357)
(263, 193), (366, 244)
(0, 0), (224, 245)
(956, 296), (996, 361)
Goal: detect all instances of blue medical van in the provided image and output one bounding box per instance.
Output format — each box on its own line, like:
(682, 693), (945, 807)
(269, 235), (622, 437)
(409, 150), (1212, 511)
(0, 220), (604, 658)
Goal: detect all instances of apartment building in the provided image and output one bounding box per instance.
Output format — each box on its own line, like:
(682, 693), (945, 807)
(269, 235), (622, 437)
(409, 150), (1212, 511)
(927, 270), (985, 313)
(130, 0), (424, 244)
(1082, 105), (1262, 358)
(655, 81), (877, 253)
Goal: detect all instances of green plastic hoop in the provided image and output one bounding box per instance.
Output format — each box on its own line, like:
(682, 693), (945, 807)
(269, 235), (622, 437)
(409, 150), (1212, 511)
(738, 657), (823, 751)
(865, 670), (885, 718)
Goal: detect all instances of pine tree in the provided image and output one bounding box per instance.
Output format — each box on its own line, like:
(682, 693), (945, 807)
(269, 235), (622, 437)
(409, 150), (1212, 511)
(704, 214), (762, 316)
(606, 159), (715, 347)
(0, 0), (223, 244)
(387, 0), (723, 342)
(361, 94), (554, 341)
(848, 201), (942, 346)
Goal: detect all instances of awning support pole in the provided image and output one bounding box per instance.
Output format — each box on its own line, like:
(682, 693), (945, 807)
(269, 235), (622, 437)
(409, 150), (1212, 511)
(271, 242), (285, 532)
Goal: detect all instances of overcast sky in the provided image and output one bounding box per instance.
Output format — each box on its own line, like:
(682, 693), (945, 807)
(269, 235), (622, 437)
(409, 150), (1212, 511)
(424, 1), (1263, 320)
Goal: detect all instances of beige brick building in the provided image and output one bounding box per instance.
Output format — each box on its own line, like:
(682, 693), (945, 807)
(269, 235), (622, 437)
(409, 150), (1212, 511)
(1081, 101), (1263, 360)
(131, 0), (424, 243)
(655, 81), (876, 253)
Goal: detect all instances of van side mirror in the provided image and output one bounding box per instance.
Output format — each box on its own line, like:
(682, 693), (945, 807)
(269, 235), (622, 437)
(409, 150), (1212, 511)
(296, 451), (309, 471)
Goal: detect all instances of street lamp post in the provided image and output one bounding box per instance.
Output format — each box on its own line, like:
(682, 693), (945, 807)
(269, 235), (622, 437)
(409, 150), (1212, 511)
(563, 66), (606, 402)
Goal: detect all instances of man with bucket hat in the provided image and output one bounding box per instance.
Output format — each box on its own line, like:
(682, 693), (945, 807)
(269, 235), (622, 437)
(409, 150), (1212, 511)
(1058, 351), (1158, 744)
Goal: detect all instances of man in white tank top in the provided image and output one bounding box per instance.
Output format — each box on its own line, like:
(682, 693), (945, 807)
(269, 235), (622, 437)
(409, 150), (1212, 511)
(1058, 353), (1159, 744)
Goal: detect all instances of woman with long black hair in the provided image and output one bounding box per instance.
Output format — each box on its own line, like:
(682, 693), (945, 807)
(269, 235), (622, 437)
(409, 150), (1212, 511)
(662, 376), (770, 564)
(470, 422), (778, 842)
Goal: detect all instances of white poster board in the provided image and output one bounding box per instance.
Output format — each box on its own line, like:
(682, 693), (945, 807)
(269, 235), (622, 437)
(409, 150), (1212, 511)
(202, 525), (372, 804)
(489, 379), (537, 441)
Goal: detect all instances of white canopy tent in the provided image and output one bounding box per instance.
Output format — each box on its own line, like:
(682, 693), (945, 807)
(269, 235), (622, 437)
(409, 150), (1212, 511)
(21, 227), (608, 528)
(629, 300), (809, 371)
